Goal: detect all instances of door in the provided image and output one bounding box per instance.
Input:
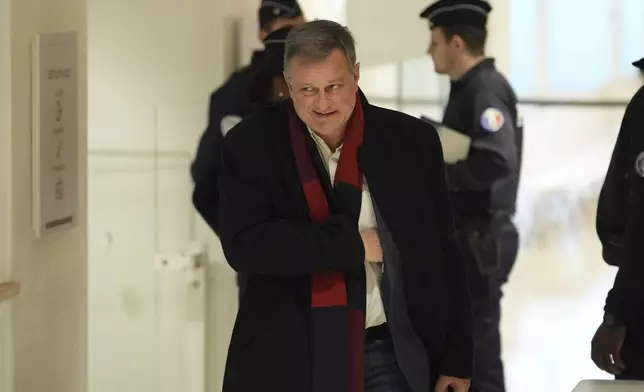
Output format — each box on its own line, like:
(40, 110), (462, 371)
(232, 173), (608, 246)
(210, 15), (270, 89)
(87, 122), (237, 392)
(87, 146), (204, 392)
(86, 0), (242, 390)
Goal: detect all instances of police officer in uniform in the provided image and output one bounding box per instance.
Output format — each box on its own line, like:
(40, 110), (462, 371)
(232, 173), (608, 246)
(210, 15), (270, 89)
(419, 1), (522, 391)
(592, 57), (644, 380)
(192, 22), (300, 300)
(191, 0), (304, 193)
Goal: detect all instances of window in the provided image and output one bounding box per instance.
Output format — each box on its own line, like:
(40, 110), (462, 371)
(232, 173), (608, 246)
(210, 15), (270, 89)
(400, 57), (448, 101)
(546, 0), (613, 94)
(618, 0), (644, 77)
(508, 0), (538, 97)
(359, 62), (398, 99)
(509, 0), (642, 99)
(298, 0), (346, 23)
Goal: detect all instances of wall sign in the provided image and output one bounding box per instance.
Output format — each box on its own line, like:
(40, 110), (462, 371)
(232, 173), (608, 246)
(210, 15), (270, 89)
(32, 32), (78, 238)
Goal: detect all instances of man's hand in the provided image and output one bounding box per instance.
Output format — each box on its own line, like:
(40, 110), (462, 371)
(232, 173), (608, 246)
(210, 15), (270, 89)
(435, 375), (470, 392)
(591, 323), (627, 375)
(360, 229), (382, 263)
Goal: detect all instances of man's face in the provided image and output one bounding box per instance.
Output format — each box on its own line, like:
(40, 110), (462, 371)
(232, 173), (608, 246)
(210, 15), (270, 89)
(428, 27), (457, 75)
(285, 49), (360, 137)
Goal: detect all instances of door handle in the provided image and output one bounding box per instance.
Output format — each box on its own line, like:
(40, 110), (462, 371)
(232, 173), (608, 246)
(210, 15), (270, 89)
(154, 243), (208, 288)
(154, 242), (207, 272)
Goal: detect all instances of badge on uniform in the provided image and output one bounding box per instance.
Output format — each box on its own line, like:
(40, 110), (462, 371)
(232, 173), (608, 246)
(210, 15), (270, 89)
(220, 115), (243, 136)
(480, 107), (505, 132)
(635, 151), (644, 177)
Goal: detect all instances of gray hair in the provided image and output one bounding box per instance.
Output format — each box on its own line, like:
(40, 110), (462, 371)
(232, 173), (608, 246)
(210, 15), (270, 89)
(284, 19), (357, 74)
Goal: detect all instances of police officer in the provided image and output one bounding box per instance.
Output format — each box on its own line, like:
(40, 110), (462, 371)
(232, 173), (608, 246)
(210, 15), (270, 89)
(191, 0), (304, 232)
(192, 23), (299, 301)
(191, 0), (304, 188)
(596, 58), (644, 268)
(592, 57), (644, 380)
(419, 1), (522, 392)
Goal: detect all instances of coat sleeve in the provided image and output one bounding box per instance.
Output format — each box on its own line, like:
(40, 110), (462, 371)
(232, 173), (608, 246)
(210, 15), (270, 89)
(422, 124), (474, 379)
(213, 124), (366, 277)
(445, 92), (517, 191)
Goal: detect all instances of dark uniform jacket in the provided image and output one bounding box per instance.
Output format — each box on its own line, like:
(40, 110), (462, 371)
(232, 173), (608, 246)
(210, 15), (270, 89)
(599, 84), (644, 326)
(195, 93), (473, 391)
(441, 58), (522, 221)
(191, 50), (265, 233)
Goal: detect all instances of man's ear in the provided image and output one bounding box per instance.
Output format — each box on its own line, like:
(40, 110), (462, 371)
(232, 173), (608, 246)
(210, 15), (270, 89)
(452, 35), (465, 51)
(353, 62), (360, 84)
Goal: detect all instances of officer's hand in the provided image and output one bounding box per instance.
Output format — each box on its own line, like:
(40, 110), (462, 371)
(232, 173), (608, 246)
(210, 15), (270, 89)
(434, 375), (470, 392)
(591, 323), (627, 375)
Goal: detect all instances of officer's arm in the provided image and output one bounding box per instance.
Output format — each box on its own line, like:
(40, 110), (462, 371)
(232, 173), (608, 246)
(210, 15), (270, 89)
(191, 88), (244, 184)
(191, 89), (243, 234)
(445, 93), (517, 190)
(604, 90), (644, 325)
(596, 118), (630, 266)
(604, 198), (644, 326)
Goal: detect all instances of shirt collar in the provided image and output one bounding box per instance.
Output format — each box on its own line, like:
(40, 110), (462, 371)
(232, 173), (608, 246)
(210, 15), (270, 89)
(307, 126), (343, 155)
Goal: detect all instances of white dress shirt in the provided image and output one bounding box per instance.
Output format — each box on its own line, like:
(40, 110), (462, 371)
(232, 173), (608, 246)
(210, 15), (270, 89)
(307, 128), (387, 329)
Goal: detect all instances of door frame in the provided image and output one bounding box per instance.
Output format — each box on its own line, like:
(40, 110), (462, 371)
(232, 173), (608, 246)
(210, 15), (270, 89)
(0, 1), (14, 391)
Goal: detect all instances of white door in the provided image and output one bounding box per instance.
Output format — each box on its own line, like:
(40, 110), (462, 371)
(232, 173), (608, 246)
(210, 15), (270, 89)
(86, 0), (242, 390)
(87, 147), (208, 392)
(87, 130), (238, 392)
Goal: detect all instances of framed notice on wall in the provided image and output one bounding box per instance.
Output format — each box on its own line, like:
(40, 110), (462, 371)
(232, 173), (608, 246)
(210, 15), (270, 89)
(31, 32), (78, 238)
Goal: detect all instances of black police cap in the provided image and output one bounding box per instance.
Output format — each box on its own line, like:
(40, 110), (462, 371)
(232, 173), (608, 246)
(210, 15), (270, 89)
(262, 25), (291, 48)
(259, 0), (302, 31)
(419, 0), (492, 29)
(633, 57), (644, 71)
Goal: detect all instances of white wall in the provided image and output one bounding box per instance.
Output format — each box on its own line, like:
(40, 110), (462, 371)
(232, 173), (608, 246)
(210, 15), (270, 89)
(346, 0), (509, 67)
(0, 0), (88, 392)
(87, 1), (256, 391)
(0, 0), (13, 390)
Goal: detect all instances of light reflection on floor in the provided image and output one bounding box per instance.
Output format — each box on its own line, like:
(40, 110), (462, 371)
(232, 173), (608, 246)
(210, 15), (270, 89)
(501, 221), (617, 392)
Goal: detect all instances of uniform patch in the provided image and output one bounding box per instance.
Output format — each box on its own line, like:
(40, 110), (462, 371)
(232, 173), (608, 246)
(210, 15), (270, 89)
(220, 115), (242, 136)
(635, 151), (644, 177)
(480, 107), (505, 132)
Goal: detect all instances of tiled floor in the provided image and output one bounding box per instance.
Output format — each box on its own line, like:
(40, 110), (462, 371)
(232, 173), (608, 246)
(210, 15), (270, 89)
(501, 219), (617, 392)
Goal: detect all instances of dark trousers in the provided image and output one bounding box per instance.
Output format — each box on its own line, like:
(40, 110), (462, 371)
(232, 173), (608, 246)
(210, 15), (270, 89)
(365, 337), (414, 392)
(461, 221), (519, 392)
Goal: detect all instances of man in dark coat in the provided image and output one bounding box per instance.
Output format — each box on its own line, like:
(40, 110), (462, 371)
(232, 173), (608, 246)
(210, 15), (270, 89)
(194, 20), (473, 392)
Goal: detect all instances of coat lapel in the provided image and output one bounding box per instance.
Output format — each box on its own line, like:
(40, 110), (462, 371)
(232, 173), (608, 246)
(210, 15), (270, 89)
(357, 93), (396, 231)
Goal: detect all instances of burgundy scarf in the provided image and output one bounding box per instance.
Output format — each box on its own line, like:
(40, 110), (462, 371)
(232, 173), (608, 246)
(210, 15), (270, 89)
(288, 93), (367, 392)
